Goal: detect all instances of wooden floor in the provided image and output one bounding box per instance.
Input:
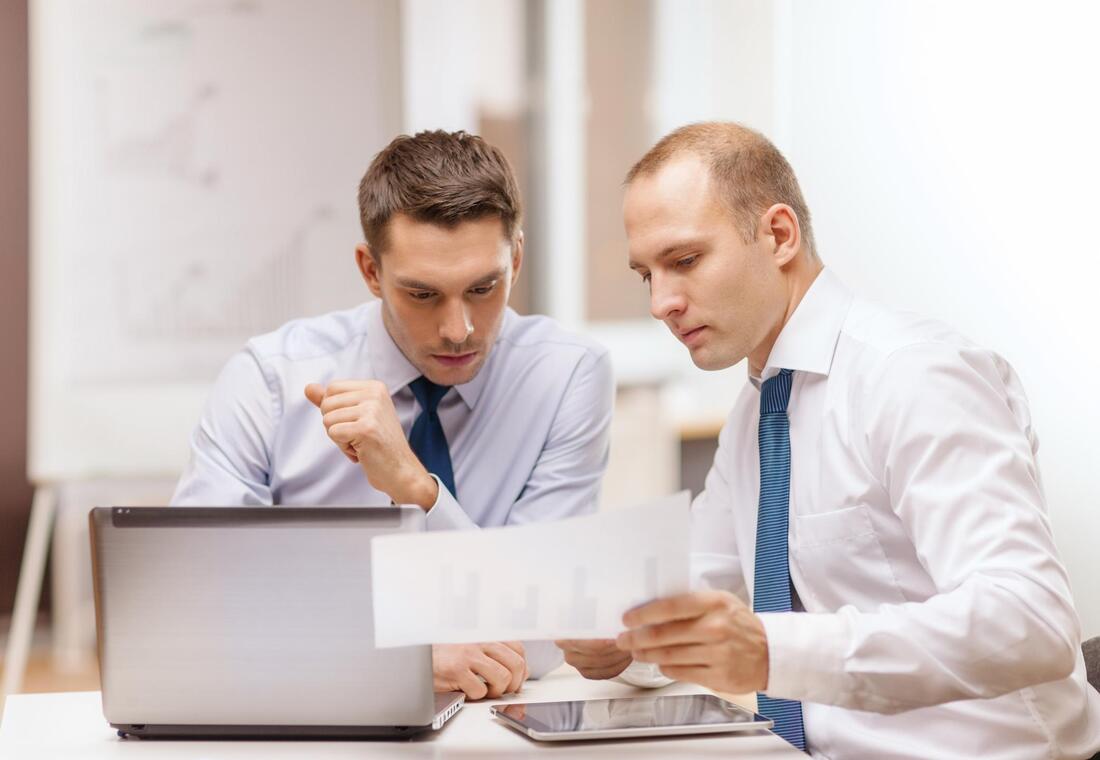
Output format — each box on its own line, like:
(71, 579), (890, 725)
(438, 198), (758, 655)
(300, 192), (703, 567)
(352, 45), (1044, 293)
(9, 648), (101, 693)
(0, 620), (101, 697)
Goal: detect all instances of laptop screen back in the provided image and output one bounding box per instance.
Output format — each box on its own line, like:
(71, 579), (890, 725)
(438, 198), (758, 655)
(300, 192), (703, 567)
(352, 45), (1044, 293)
(90, 506), (433, 728)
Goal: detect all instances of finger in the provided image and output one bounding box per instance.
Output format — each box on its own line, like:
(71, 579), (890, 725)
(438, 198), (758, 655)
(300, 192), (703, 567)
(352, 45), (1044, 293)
(617, 616), (717, 651)
(485, 642), (525, 673)
(304, 383), (325, 408)
(326, 421), (361, 446)
(319, 388), (373, 415)
(578, 660), (633, 681)
(505, 641), (529, 687)
(326, 424), (367, 463)
(483, 643), (526, 692)
(323, 378), (385, 391)
(631, 643), (716, 667)
(454, 669), (489, 701)
(315, 409), (362, 462)
(654, 664), (711, 686)
(324, 379), (387, 396)
(621, 591), (723, 629)
(563, 648), (632, 669)
(321, 406), (361, 429)
(507, 659), (525, 694)
(555, 639), (617, 654)
(471, 656), (512, 699)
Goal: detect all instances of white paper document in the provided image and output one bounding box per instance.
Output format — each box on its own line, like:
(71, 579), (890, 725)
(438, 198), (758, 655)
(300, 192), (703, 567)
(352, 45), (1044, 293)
(371, 492), (691, 648)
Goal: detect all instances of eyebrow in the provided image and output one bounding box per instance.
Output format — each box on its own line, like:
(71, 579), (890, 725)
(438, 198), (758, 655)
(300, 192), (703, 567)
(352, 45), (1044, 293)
(628, 240), (706, 270)
(396, 267), (507, 291)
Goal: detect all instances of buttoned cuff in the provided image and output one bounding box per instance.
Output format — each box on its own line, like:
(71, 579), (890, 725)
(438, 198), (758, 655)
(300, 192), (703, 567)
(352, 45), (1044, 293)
(757, 612), (850, 703)
(617, 660), (675, 689)
(524, 640), (565, 679)
(422, 475), (479, 531)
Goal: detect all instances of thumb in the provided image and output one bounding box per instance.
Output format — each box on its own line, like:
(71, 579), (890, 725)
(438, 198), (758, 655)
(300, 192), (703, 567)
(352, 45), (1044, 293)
(304, 383), (326, 408)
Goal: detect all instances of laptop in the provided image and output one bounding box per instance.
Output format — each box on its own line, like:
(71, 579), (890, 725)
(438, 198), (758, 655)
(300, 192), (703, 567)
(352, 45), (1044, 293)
(89, 505), (464, 739)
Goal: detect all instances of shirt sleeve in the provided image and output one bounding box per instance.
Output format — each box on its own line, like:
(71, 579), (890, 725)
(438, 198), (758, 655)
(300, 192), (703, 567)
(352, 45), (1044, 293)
(171, 349), (278, 506)
(759, 342), (1081, 714)
(425, 348), (615, 678)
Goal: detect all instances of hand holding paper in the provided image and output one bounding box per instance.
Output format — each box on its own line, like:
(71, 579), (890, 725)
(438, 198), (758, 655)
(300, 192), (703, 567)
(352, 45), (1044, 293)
(371, 492), (691, 648)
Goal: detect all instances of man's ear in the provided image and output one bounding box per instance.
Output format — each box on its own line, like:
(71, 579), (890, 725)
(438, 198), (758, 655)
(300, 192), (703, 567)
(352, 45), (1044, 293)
(356, 243), (384, 299)
(510, 231), (524, 286)
(760, 204), (802, 268)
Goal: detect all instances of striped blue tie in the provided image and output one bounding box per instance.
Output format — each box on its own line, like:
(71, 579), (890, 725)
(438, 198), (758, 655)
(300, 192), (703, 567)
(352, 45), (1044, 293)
(753, 368), (806, 751)
(408, 377), (456, 499)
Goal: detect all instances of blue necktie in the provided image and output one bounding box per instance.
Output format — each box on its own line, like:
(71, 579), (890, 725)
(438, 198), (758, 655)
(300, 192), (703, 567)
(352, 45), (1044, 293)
(753, 369), (806, 751)
(408, 377), (456, 499)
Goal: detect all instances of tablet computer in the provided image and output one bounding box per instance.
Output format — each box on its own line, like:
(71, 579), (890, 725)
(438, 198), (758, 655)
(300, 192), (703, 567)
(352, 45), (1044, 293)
(490, 694), (773, 741)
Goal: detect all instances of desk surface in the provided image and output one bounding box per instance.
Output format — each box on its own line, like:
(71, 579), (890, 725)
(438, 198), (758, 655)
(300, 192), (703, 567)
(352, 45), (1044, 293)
(0, 666), (802, 759)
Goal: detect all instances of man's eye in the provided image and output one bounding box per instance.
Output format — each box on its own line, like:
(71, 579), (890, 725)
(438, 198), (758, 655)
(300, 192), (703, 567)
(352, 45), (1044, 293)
(410, 291), (435, 301)
(469, 285), (495, 296)
(640, 272), (651, 284)
(676, 255), (698, 269)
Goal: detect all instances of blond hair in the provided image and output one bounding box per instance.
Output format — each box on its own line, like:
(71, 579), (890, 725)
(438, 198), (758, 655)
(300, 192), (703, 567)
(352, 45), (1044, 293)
(626, 122), (816, 257)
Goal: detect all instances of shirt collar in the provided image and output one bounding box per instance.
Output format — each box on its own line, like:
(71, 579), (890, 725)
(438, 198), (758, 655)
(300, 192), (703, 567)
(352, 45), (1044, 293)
(752, 267), (853, 387)
(366, 300), (512, 410)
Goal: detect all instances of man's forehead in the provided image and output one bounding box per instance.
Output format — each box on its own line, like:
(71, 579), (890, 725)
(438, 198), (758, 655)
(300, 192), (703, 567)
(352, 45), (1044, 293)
(393, 263), (506, 291)
(629, 154), (713, 197)
(627, 160), (720, 225)
(385, 236), (510, 289)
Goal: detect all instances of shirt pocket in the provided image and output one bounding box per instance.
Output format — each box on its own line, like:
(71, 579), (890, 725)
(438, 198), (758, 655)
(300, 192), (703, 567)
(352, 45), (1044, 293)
(790, 504), (905, 611)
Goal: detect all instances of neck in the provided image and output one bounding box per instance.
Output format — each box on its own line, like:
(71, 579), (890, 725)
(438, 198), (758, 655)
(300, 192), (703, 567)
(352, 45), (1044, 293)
(748, 254), (824, 377)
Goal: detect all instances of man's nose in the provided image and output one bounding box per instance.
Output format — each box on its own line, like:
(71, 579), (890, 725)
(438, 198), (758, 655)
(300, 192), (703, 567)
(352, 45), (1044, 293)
(439, 301), (473, 345)
(649, 274), (686, 322)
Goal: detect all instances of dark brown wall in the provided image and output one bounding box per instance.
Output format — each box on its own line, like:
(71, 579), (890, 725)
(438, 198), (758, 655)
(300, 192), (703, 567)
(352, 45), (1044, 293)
(584, 0), (654, 321)
(0, 0), (34, 615)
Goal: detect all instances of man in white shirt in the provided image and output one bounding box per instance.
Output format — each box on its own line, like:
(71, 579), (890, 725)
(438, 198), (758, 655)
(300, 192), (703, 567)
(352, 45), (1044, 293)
(558, 122), (1100, 758)
(172, 130), (613, 702)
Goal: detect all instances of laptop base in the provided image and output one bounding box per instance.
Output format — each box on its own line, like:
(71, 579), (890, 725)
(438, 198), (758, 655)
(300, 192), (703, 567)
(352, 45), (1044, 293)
(113, 722), (432, 740)
(112, 692), (464, 740)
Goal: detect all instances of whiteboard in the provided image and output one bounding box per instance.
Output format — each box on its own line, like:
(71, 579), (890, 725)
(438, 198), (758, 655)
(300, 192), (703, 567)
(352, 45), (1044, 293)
(29, 0), (402, 481)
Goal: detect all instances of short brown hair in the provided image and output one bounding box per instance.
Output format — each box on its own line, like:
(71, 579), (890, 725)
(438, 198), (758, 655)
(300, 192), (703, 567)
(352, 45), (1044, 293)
(358, 130), (522, 255)
(626, 122), (815, 256)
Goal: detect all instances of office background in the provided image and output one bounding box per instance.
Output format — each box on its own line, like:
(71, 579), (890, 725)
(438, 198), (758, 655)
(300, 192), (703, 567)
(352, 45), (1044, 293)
(1, 0), (1098, 691)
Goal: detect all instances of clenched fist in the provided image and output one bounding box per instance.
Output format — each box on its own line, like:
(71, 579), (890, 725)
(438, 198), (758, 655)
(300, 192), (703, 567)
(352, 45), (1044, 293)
(555, 639), (633, 680)
(433, 642), (528, 700)
(304, 380), (438, 509)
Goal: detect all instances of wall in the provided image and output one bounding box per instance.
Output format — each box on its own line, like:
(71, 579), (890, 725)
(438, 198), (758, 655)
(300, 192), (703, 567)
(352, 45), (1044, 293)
(0, 0), (34, 616)
(786, 0), (1100, 632)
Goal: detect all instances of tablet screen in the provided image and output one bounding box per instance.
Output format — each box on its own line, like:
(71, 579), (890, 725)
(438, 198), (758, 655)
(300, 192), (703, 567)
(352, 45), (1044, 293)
(494, 694), (764, 734)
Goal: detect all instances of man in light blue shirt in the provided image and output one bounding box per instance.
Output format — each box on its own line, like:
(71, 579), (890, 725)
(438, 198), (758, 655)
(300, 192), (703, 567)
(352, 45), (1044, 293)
(172, 130), (614, 700)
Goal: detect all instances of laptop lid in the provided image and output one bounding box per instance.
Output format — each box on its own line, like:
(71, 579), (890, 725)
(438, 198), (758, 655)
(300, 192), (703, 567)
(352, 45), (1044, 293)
(90, 506), (447, 732)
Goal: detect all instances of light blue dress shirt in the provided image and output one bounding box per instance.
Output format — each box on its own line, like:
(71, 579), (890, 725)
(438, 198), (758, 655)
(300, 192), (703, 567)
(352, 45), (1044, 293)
(171, 299), (614, 677)
(172, 299), (613, 521)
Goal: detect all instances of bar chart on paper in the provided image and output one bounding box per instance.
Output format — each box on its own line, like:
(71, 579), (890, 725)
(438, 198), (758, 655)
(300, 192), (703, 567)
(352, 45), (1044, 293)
(370, 493), (691, 647)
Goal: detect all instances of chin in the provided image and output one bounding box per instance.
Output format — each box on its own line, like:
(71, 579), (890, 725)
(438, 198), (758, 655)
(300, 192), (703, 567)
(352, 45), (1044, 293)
(690, 347), (741, 372)
(424, 358), (485, 387)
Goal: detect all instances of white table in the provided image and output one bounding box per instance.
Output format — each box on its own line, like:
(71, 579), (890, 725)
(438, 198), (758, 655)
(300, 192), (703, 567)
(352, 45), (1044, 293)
(0, 667), (803, 758)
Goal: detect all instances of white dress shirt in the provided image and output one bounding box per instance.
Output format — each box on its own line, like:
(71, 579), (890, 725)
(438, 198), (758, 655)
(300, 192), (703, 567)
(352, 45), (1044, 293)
(171, 299), (614, 677)
(631, 268), (1100, 758)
